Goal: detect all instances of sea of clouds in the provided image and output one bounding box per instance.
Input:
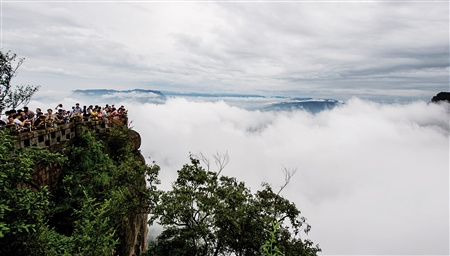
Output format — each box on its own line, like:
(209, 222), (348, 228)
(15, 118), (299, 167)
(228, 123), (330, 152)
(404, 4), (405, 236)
(28, 93), (449, 255)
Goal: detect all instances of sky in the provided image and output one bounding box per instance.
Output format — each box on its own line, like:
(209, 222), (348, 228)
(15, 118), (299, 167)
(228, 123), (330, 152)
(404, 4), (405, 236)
(1, 1), (449, 101)
(2, 1), (450, 255)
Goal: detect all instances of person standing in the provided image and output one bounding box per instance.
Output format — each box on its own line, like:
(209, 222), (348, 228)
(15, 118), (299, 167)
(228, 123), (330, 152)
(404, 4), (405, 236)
(23, 106), (35, 120)
(72, 103), (83, 115)
(1, 110), (10, 125)
(33, 112), (46, 129)
(13, 113), (31, 132)
(55, 103), (65, 112)
(71, 103), (83, 121)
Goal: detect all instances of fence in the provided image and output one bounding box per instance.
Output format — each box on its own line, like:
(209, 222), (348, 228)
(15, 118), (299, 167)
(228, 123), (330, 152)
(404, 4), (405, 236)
(15, 119), (126, 149)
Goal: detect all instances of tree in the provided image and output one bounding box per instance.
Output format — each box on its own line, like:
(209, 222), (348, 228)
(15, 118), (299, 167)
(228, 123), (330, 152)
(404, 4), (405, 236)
(148, 156), (321, 256)
(0, 129), (66, 256)
(0, 50), (40, 113)
(55, 126), (161, 256)
(0, 125), (161, 255)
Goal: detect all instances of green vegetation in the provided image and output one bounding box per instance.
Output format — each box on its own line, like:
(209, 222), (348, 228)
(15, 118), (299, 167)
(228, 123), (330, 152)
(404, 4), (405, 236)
(148, 157), (321, 256)
(0, 128), (65, 255)
(261, 222), (283, 256)
(0, 125), (160, 255)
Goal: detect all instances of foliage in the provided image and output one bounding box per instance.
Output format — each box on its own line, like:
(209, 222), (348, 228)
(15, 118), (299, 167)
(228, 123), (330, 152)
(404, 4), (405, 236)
(261, 222), (283, 256)
(0, 124), (160, 255)
(53, 126), (160, 255)
(70, 192), (119, 256)
(148, 156), (321, 256)
(0, 50), (40, 113)
(0, 129), (66, 255)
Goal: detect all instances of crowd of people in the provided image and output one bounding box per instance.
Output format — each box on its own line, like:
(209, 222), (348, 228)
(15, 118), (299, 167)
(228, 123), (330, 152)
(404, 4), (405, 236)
(0, 103), (128, 133)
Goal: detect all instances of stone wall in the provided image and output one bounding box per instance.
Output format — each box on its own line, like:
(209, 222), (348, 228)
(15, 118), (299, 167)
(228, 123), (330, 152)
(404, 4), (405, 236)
(16, 120), (115, 149)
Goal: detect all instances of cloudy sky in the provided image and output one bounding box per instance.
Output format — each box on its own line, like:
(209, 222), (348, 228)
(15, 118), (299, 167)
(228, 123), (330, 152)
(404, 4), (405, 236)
(2, 1), (450, 255)
(2, 1), (449, 101)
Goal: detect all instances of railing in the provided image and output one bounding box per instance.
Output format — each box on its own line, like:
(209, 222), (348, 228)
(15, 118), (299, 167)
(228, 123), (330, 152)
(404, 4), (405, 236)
(15, 119), (127, 149)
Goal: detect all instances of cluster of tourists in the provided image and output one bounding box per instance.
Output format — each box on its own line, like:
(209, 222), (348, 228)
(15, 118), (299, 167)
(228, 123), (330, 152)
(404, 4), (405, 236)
(0, 103), (128, 133)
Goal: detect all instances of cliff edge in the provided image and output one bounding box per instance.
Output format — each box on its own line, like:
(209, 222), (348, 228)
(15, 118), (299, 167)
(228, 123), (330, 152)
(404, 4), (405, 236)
(1, 123), (153, 256)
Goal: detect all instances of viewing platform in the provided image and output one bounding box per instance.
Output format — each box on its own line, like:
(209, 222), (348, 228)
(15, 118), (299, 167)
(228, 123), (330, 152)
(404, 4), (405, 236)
(15, 120), (125, 149)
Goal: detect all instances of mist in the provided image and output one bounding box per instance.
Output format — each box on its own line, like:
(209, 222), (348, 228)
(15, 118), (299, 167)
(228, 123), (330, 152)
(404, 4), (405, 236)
(27, 94), (449, 255)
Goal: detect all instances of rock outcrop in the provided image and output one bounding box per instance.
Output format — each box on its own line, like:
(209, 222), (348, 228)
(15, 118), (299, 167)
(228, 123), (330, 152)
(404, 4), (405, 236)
(431, 92), (450, 103)
(21, 124), (149, 255)
(120, 129), (149, 256)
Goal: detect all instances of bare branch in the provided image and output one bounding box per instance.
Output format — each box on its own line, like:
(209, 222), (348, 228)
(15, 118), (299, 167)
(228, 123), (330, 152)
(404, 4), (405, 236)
(193, 151), (230, 175)
(277, 166), (297, 196)
(213, 151), (229, 176)
(194, 152), (211, 171)
(0, 51), (39, 113)
(7, 85), (40, 109)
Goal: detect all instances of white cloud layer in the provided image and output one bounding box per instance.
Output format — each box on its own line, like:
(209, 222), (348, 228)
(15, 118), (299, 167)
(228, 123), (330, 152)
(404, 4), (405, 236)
(120, 98), (448, 255)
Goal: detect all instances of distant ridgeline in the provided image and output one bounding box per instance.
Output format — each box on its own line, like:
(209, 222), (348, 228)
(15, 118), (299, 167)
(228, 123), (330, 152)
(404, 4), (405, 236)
(73, 89), (343, 113)
(263, 98), (341, 113)
(72, 89), (167, 104)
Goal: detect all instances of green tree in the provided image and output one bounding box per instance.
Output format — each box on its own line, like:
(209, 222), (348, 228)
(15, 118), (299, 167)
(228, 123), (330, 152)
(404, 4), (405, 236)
(0, 124), (161, 255)
(148, 156), (320, 256)
(0, 129), (66, 256)
(55, 126), (160, 256)
(70, 192), (119, 256)
(0, 50), (40, 113)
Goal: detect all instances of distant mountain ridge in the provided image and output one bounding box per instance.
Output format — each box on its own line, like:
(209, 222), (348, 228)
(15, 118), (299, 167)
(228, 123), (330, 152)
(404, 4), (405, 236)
(73, 89), (166, 97)
(73, 89), (167, 104)
(72, 89), (343, 113)
(265, 100), (341, 113)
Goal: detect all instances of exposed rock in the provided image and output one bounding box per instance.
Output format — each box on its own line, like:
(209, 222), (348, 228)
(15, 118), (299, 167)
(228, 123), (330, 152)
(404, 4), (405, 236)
(129, 129), (142, 152)
(23, 126), (148, 255)
(125, 212), (148, 256)
(30, 162), (62, 192)
(431, 92), (450, 103)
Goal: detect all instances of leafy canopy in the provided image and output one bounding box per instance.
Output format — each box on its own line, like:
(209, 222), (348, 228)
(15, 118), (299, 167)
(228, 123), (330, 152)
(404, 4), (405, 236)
(148, 156), (321, 256)
(0, 129), (66, 255)
(0, 124), (160, 256)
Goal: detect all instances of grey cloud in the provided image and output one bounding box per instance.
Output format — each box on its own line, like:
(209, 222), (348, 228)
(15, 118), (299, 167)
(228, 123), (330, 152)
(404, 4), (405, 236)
(3, 2), (449, 99)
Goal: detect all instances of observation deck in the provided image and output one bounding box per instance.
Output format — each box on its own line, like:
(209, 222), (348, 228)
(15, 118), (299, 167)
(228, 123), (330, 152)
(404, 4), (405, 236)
(15, 119), (126, 149)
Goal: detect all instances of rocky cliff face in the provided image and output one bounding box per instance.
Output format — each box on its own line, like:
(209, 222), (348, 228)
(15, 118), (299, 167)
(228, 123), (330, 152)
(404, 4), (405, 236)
(26, 128), (149, 256)
(122, 130), (149, 256)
